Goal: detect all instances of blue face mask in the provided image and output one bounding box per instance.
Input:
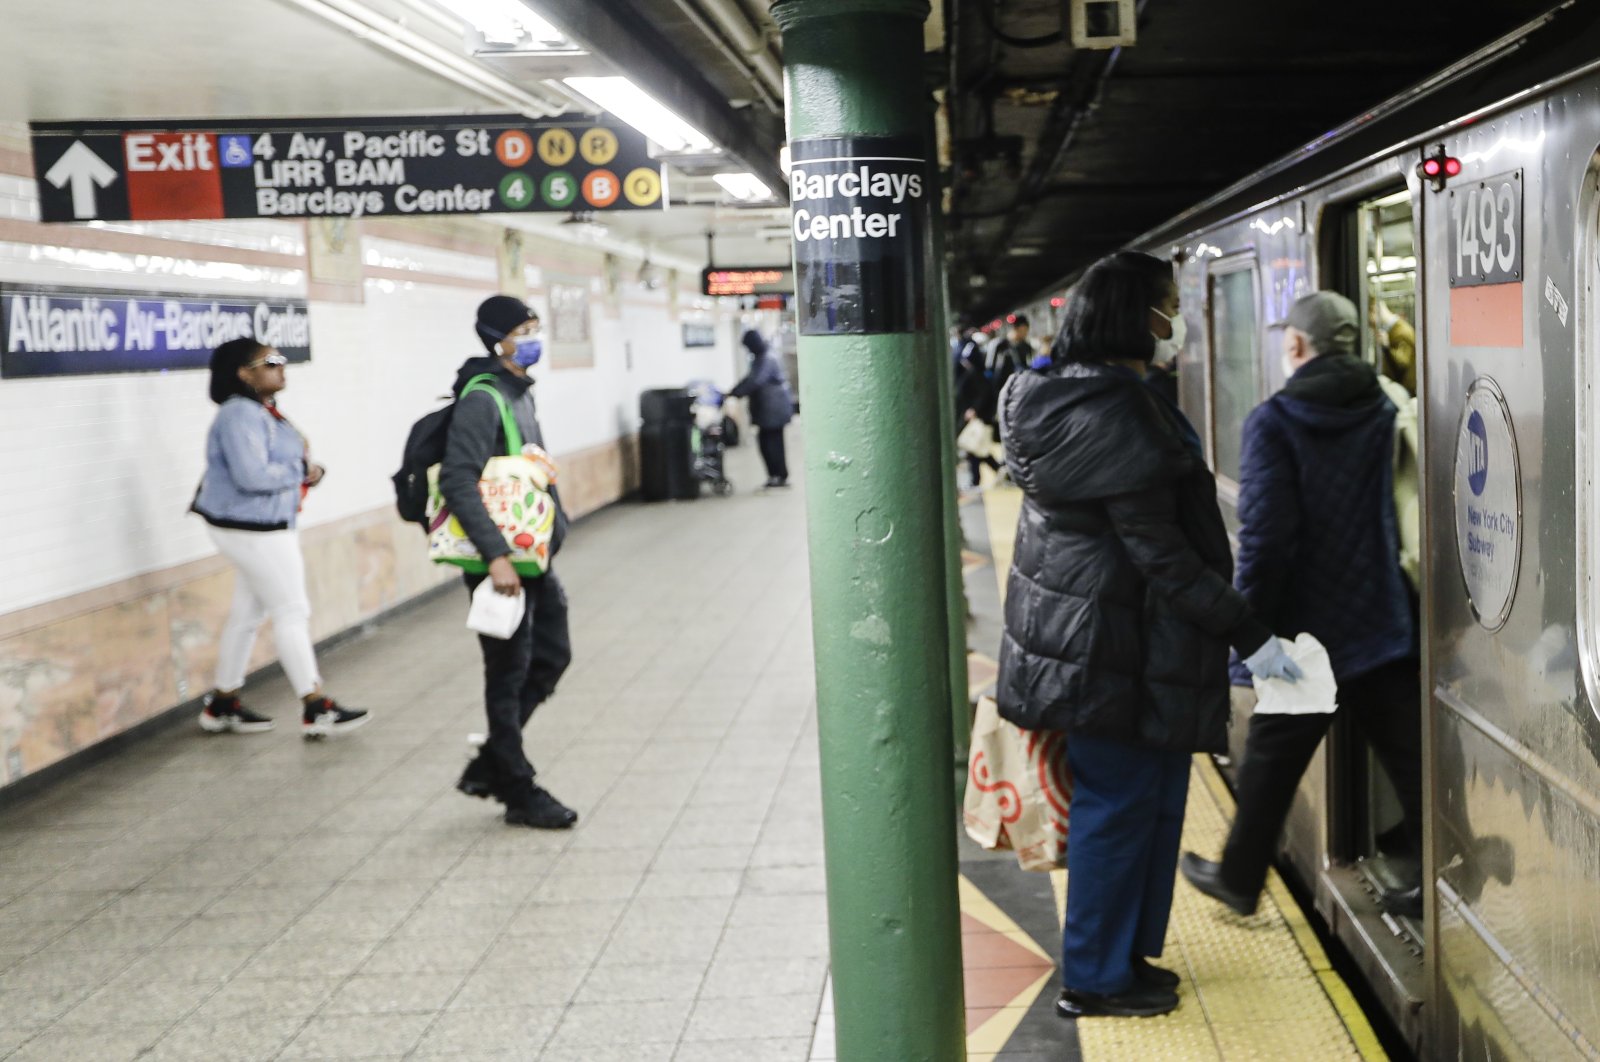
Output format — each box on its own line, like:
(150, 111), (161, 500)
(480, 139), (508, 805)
(511, 336), (543, 368)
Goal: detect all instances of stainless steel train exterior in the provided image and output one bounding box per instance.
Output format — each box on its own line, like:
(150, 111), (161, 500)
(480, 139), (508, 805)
(1013, 16), (1600, 1058)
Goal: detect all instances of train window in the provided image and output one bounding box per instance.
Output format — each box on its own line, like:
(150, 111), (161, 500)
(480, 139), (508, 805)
(1206, 260), (1261, 483)
(1360, 190), (1418, 395)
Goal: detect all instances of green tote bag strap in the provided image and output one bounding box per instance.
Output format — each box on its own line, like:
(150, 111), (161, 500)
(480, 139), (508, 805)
(459, 373), (525, 455)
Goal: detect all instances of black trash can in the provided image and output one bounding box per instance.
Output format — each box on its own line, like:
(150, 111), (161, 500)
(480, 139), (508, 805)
(639, 388), (697, 501)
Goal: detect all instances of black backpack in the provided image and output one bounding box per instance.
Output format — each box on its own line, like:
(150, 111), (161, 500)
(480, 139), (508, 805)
(392, 403), (454, 530)
(391, 373), (499, 530)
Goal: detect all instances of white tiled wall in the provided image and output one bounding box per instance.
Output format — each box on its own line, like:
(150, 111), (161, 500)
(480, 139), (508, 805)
(0, 187), (744, 615)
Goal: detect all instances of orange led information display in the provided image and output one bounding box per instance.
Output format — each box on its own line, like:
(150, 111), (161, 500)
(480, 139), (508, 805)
(700, 266), (794, 296)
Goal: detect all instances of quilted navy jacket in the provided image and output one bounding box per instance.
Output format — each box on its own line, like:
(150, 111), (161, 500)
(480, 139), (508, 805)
(1231, 354), (1416, 684)
(996, 363), (1272, 754)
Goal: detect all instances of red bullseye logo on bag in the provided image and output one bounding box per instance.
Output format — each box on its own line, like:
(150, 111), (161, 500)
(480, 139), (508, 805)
(123, 132), (224, 219)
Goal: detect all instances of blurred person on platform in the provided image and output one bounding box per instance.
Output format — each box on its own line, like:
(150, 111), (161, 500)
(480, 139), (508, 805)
(192, 338), (370, 739)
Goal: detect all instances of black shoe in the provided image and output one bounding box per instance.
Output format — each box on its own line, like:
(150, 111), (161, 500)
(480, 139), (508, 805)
(198, 693), (274, 734)
(301, 697), (370, 739)
(1131, 957), (1180, 988)
(1179, 852), (1258, 916)
(1057, 984), (1178, 1019)
(1379, 884), (1423, 919)
(456, 753), (500, 801)
(504, 785), (578, 829)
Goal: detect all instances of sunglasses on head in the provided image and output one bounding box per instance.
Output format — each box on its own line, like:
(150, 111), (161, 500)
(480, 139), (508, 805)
(245, 353), (288, 369)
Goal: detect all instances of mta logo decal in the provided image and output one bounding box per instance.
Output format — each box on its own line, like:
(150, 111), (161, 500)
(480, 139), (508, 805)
(1467, 410), (1489, 496)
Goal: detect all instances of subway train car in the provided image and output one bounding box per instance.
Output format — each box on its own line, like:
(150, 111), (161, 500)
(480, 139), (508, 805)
(1017, 7), (1600, 1058)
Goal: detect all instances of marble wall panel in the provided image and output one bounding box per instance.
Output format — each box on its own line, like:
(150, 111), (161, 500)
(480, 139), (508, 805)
(0, 435), (633, 790)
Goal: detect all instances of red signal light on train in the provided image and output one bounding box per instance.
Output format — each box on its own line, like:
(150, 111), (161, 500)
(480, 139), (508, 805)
(1417, 143), (1460, 191)
(1006, 314), (1017, 323)
(1050, 297), (1064, 308)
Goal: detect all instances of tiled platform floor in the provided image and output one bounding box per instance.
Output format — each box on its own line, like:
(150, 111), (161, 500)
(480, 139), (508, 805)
(2, 442), (1389, 1062)
(0, 439), (827, 1061)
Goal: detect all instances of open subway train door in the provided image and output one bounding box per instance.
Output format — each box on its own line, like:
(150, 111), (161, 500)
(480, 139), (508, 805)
(1317, 181), (1431, 1041)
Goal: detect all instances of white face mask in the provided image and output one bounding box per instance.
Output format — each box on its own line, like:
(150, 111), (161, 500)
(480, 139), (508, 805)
(1151, 309), (1186, 364)
(1281, 352), (1298, 380)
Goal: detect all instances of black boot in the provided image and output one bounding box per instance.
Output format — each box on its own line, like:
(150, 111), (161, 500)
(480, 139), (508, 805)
(1179, 852), (1258, 916)
(504, 784), (578, 829)
(1131, 957), (1180, 988)
(456, 753), (500, 802)
(1057, 984), (1179, 1019)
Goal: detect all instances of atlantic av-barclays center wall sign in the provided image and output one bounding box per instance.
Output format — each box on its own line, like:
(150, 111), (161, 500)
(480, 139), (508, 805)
(28, 114), (666, 223)
(1, 285), (311, 379)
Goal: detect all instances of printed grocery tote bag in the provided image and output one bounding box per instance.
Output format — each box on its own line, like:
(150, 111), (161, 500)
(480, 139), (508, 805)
(426, 374), (557, 577)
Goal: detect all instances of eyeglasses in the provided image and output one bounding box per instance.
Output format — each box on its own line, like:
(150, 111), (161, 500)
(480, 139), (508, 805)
(244, 353), (288, 370)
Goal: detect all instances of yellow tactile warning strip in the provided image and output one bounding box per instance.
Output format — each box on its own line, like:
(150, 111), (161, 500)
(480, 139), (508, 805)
(974, 483), (1388, 1061)
(982, 484), (1023, 608)
(1068, 755), (1386, 1060)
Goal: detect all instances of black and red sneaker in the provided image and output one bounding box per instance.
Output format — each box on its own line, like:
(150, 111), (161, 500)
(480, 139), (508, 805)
(198, 692), (274, 734)
(301, 697), (370, 739)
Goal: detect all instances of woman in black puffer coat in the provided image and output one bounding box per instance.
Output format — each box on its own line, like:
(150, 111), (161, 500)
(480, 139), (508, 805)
(997, 251), (1285, 1021)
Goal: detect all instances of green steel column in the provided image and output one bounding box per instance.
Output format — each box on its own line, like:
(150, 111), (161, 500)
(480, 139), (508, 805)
(771, 1), (967, 1059)
(925, 143), (971, 793)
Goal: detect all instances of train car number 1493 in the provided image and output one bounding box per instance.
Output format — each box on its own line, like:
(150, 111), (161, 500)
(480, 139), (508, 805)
(1448, 169), (1523, 287)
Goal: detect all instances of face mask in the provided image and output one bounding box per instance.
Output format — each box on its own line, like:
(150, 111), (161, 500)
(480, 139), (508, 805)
(511, 336), (543, 368)
(1281, 353), (1297, 380)
(1151, 309), (1186, 363)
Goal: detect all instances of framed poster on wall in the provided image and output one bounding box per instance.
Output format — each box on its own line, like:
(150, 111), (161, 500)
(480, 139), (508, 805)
(546, 280), (593, 368)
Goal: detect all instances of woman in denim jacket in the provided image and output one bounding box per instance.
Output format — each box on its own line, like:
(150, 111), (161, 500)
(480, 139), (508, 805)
(192, 337), (368, 739)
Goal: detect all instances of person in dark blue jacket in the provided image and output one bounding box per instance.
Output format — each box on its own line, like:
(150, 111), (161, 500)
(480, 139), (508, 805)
(1181, 290), (1424, 918)
(729, 329), (795, 487)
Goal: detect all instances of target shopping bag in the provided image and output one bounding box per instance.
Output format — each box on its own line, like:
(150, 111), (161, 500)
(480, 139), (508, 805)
(963, 695), (1073, 871)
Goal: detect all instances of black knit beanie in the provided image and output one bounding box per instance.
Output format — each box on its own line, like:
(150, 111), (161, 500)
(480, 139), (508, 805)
(475, 295), (538, 352)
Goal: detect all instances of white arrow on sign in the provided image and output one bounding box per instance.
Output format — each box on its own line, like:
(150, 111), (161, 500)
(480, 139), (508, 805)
(43, 141), (119, 219)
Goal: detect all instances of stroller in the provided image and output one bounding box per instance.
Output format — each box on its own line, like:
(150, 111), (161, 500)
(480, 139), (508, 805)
(689, 381), (734, 496)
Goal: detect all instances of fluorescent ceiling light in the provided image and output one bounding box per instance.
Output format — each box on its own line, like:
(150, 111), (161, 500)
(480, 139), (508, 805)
(713, 173), (773, 201)
(431, 0), (568, 47)
(564, 76), (713, 153)
(778, 145), (791, 175)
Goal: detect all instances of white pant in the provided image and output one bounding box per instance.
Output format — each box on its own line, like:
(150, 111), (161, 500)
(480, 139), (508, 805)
(208, 526), (321, 697)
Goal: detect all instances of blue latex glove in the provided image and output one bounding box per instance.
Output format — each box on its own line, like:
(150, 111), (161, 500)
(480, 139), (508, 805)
(1244, 637), (1305, 683)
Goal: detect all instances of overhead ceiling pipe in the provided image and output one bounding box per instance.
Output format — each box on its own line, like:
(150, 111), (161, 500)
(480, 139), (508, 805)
(694, 0), (784, 93)
(663, 0), (784, 113)
(275, 0), (569, 116)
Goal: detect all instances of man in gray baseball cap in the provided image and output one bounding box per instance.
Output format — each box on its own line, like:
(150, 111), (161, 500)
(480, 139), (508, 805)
(1284, 290), (1360, 368)
(1180, 286), (1424, 921)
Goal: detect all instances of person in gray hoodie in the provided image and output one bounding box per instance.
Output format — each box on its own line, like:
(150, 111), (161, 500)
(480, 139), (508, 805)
(729, 329), (795, 488)
(440, 295), (576, 830)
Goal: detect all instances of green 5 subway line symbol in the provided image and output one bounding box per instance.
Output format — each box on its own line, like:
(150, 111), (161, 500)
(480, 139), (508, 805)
(541, 171), (579, 209)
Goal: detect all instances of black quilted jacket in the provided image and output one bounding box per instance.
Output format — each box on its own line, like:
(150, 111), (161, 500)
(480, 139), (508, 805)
(996, 363), (1272, 753)
(1230, 354), (1415, 684)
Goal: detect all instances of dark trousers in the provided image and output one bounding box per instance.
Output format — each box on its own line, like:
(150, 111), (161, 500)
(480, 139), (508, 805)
(462, 571), (571, 786)
(757, 427), (788, 482)
(1061, 733), (1191, 994)
(1220, 657), (1423, 898)
(966, 453), (1001, 486)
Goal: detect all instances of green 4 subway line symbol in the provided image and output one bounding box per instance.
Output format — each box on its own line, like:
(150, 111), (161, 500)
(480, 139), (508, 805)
(498, 172), (537, 209)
